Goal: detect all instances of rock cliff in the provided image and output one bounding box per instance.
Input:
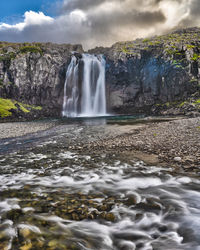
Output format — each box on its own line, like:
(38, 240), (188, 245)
(89, 27), (200, 114)
(0, 27), (200, 119)
(0, 42), (83, 118)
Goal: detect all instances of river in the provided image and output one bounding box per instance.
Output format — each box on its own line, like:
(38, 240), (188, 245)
(0, 117), (200, 250)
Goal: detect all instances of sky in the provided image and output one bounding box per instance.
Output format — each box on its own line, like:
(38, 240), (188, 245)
(0, 0), (199, 49)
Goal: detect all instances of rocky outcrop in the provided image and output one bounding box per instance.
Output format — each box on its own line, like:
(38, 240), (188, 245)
(100, 27), (200, 114)
(0, 27), (200, 118)
(0, 43), (83, 117)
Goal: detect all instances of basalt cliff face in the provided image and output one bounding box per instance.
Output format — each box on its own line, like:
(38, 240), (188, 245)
(0, 43), (83, 118)
(0, 27), (200, 119)
(89, 27), (200, 115)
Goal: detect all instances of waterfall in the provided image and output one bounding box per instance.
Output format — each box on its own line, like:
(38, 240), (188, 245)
(62, 56), (79, 117)
(62, 54), (106, 117)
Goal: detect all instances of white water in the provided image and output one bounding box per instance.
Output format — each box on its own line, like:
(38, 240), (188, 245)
(1, 124), (200, 249)
(62, 56), (79, 117)
(1, 150), (200, 249)
(62, 54), (106, 117)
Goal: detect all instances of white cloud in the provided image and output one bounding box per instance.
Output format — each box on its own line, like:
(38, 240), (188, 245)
(0, 0), (199, 49)
(158, 0), (191, 29)
(69, 9), (87, 23)
(0, 11), (54, 31)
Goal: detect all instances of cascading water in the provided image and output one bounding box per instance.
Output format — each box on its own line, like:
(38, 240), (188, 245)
(62, 56), (79, 117)
(62, 54), (106, 117)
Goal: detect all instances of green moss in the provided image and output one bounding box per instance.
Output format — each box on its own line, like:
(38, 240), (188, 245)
(191, 53), (200, 61)
(148, 42), (154, 46)
(190, 78), (198, 83)
(23, 103), (42, 111)
(172, 60), (178, 65)
(0, 99), (17, 117)
(0, 98), (42, 118)
(142, 38), (150, 43)
(179, 101), (187, 107)
(175, 65), (184, 69)
(186, 44), (195, 49)
(19, 46), (43, 55)
(156, 101), (181, 107)
(166, 49), (176, 55)
(17, 103), (29, 113)
(193, 99), (200, 104)
(165, 102), (170, 107)
(147, 41), (162, 46)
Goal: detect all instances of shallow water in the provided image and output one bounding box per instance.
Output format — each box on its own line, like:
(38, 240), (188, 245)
(0, 118), (200, 250)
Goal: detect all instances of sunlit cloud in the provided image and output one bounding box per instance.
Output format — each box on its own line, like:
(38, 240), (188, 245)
(0, 11), (54, 31)
(0, 0), (199, 49)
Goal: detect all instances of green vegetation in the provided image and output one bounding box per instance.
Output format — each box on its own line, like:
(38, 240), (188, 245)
(193, 99), (200, 104)
(156, 98), (200, 110)
(0, 42), (44, 63)
(0, 98), (42, 118)
(190, 78), (198, 83)
(23, 103), (42, 111)
(0, 52), (16, 66)
(179, 101), (186, 107)
(191, 53), (200, 61)
(0, 99), (21, 117)
(143, 38), (150, 43)
(19, 45), (43, 55)
(115, 28), (200, 61)
(165, 49), (179, 56)
(186, 44), (195, 49)
(121, 46), (131, 54)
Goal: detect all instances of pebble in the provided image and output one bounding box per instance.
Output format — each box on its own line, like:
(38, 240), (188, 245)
(0, 121), (57, 139)
(174, 157), (182, 162)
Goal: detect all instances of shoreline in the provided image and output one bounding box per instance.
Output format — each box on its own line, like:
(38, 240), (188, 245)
(0, 116), (199, 172)
(76, 116), (200, 171)
(0, 120), (58, 139)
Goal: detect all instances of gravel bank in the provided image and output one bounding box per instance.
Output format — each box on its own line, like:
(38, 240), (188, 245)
(1, 117), (199, 170)
(83, 117), (200, 170)
(0, 121), (57, 139)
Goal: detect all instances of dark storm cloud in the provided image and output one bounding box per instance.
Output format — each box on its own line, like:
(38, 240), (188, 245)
(62, 0), (106, 12)
(0, 0), (199, 49)
(87, 9), (166, 36)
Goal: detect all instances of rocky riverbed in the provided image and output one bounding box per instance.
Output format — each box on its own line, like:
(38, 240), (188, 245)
(70, 117), (200, 172)
(0, 116), (200, 249)
(0, 120), (57, 139)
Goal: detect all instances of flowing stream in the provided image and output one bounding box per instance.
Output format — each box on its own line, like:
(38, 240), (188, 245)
(0, 118), (200, 250)
(63, 54), (106, 117)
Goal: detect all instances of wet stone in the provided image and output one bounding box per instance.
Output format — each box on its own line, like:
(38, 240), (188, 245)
(4, 209), (23, 222)
(135, 202), (161, 211)
(158, 225), (168, 232)
(105, 212), (115, 222)
(19, 228), (31, 238)
(124, 195), (138, 206)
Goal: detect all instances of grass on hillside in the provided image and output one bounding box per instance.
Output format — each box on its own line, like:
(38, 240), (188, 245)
(0, 98), (42, 118)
